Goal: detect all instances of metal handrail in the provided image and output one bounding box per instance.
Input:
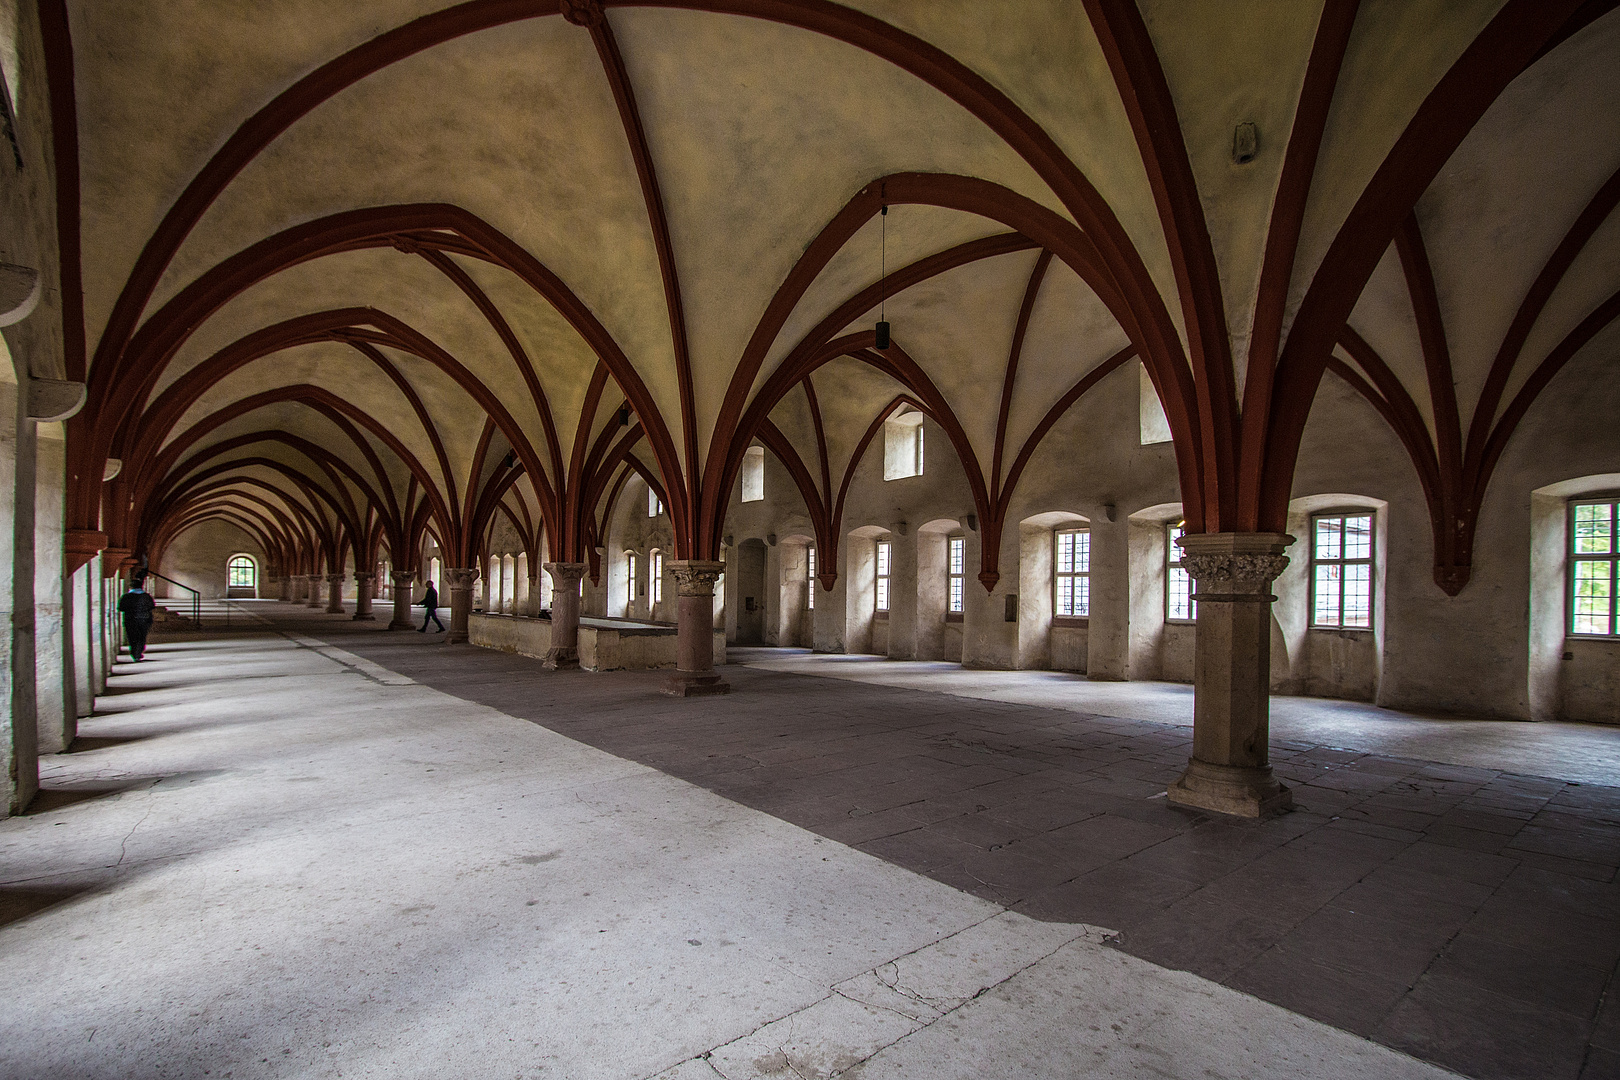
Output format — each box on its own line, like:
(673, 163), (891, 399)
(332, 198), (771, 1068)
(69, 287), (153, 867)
(143, 569), (199, 627)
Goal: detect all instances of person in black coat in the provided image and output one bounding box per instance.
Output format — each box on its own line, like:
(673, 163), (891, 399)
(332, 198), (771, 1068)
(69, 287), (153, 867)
(117, 575), (157, 661)
(418, 579), (445, 633)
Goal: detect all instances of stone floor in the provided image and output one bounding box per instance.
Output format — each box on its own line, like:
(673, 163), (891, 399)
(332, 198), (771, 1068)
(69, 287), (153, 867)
(308, 610), (1620, 1080)
(2, 603), (1615, 1080)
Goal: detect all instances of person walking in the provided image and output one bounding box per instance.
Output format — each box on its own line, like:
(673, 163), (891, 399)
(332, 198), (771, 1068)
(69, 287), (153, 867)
(418, 578), (445, 633)
(118, 574), (157, 662)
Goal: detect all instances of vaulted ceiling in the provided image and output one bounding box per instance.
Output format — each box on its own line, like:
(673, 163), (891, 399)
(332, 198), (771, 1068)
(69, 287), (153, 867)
(50, 0), (1620, 592)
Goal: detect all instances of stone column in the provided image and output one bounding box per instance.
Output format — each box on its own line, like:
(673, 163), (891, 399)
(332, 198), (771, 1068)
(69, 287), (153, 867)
(325, 573), (345, 614)
(352, 573), (375, 621)
(444, 567), (477, 644)
(389, 570), (415, 630)
(542, 562), (586, 669)
(664, 560), (729, 697)
(1167, 532), (1294, 818)
(527, 574), (542, 617)
(281, 573), (294, 602)
(306, 574), (324, 609)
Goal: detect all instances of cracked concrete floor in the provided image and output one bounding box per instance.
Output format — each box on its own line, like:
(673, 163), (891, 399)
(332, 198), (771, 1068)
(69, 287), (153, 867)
(2, 630), (1449, 1079)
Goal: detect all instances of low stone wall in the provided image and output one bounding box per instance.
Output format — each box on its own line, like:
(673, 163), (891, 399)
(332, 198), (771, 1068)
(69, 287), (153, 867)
(469, 613), (726, 672)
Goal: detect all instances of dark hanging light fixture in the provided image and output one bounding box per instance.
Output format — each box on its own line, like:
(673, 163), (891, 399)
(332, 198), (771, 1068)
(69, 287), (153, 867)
(618, 405), (631, 426)
(875, 203), (890, 350)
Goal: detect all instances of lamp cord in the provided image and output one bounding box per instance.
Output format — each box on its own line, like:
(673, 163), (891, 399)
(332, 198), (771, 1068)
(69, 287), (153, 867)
(881, 204), (887, 322)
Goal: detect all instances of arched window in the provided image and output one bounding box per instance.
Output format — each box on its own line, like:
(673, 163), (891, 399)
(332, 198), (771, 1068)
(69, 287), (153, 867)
(228, 555), (256, 589)
(626, 550), (638, 612)
(741, 445), (765, 502)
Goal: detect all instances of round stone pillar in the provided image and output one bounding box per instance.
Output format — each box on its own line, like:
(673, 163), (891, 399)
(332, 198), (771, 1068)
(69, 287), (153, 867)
(542, 562), (586, 668)
(1166, 532), (1294, 818)
(444, 567), (478, 644)
(389, 570), (415, 630)
(306, 574), (324, 609)
(325, 573), (346, 614)
(352, 573), (375, 621)
(663, 560), (729, 697)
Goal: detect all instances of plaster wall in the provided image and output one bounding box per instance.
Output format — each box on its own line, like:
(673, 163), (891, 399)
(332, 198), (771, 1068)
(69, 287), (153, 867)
(33, 429), (66, 753)
(159, 521), (267, 602)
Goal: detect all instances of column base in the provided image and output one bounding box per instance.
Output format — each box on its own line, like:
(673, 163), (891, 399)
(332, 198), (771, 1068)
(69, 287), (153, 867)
(662, 670), (730, 697)
(1166, 758), (1292, 818)
(351, 613), (376, 621)
(445, 631), (468, 645)
(543, 647), (579, 670)
(388, 619), (413, 631)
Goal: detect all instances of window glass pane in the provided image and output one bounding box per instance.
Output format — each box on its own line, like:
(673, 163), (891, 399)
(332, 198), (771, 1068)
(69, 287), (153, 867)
(876, 542), (890, 612)
(1056, 531), (1072, 573)
(1314, 564), (1342, 626)
(1574, 503), (1613, 555)
(1075, 575), (1090, 618)
(1572, 560), (1613, 635)
(807, 546), (816, 610)
(1343, 515), (1373, 561)
(949, 577), (963, 614)
(1342, 563), (1371, 628)
(1168, 566), (1193, 622)
(1315, 516), (1342, 561)
(1075, 530), (1090, 573)
(1056, 576), (1073, 618)
(949, 537), (964, 575)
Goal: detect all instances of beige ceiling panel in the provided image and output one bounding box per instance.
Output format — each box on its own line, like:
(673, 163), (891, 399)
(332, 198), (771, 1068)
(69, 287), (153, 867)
(1139, 0), (1318, 375)
(1289, 0), (1503, 340)
(608, 8), (1059, 459)
(847, 0), (1165, 311)
(1420, 12), (1620, 423)
(72, 0), (450, 353)
(999, 259), (1132, 472)
(1344, 243), (1434, 442)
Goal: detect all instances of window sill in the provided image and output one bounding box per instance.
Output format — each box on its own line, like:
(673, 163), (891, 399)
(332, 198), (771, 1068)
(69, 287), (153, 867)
(945, 611), (963, 624)
(1309, 625), (1374, 635)
(1165, 619), (1196, 627)
(874, 611), (889, 621)
(1565, 634), (1620, 643)
(1052, 616), (1089, 629)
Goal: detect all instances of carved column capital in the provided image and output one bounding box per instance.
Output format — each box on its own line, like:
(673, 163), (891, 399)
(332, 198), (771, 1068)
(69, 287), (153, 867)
(444, 567), (478, 591)
(325, 573), (347, 585)
(1178, 532), (1293, 600)
(390, 570), (416, 585)
(668, 560), (726, 598)
(543, 561), (587, 586)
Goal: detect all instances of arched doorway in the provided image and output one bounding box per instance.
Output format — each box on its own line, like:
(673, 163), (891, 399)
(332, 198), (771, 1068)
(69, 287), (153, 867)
(735, 539), (767, 644)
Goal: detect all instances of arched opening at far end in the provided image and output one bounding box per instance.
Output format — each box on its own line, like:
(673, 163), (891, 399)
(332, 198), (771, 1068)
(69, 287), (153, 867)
(226, 554), (258, 599)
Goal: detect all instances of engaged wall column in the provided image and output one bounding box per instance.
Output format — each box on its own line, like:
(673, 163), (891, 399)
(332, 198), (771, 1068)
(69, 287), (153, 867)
(444, 567), (477, 644)
(1167, 532), (1293, 817)
(543, 562), (586, 669)
(664, 560), (729, 697)
(390, 571), (415, 629)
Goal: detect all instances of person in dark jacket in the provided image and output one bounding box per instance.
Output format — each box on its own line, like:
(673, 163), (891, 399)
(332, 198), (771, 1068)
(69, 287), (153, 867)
(117, 575), (157, 661)
(418, 579), (445, 633)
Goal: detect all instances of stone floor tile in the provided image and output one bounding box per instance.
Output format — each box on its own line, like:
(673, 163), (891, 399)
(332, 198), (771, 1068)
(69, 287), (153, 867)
(1226, 949), (1410, 1037)
(1583, 1046), (1620, 1080)
(1387, 840), (1519, 886)
(857, 828), (983, 874)
(1270, 905), (1459, 985)
(1045, 812), (1182, 860)
(1015, 861), (1199, 930)
(1115, 892), (1301, 983)
(1377, 973), (1593, 1080)
(1428, 934), (1611, 1019)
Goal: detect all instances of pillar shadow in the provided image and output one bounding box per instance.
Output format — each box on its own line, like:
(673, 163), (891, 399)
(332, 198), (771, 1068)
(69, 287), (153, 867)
(0, 885), (94, 929)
